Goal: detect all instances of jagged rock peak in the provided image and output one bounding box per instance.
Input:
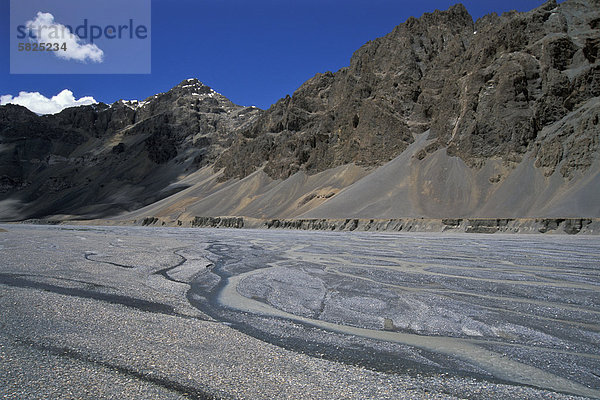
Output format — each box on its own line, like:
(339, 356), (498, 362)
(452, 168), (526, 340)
(176, 77), (204, 86)
(170, 78), (220, 96)
(405, 2), (472, 25)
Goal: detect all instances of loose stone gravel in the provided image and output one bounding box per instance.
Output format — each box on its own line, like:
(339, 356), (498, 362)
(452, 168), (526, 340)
(0, 224), (596, 399)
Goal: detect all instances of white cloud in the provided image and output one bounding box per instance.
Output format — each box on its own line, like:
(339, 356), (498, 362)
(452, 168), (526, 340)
(1, 90), (97, 115)
(26, 12), (104, 63)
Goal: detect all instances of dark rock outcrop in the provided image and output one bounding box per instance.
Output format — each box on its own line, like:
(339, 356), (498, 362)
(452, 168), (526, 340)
(191, 216), (245, 228)
(181, 216), (599, 234)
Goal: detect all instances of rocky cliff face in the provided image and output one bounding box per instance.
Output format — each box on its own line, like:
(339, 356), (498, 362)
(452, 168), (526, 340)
(434, 0), (600, 177)
(1, 0), (599, 222)
(214, 4), (474, 180)
(215, 0), (600, 181)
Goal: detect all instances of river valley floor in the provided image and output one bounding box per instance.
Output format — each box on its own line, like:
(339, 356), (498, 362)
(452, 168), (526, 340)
(0, 225), (598, 399)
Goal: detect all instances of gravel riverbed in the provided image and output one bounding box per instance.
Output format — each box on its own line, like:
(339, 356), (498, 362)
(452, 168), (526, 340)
(0, 225), (597, 399)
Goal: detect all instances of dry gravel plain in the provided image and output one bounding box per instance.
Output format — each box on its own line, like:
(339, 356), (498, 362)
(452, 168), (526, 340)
(0, 224), (599, 399)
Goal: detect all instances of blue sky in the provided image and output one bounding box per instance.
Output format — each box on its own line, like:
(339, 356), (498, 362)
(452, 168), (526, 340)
(1, 0), (556, 110)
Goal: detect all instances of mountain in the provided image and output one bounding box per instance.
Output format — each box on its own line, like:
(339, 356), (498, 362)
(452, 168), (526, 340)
(1, 0), (599, 224)
(0, 79), (260, 220)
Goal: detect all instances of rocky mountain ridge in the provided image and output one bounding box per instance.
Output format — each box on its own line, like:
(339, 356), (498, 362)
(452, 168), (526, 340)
(0, 79), (260, 220)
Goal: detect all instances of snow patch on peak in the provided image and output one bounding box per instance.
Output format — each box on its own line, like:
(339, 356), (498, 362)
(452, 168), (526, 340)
(116, 99), (149, 110)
